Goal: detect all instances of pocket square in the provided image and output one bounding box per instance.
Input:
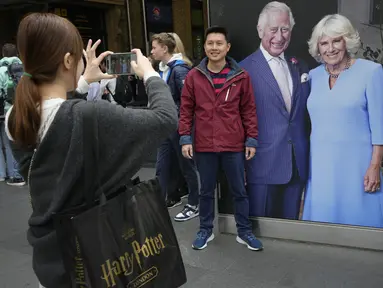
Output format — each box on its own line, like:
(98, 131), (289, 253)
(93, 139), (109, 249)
(301, 73), (309, 83)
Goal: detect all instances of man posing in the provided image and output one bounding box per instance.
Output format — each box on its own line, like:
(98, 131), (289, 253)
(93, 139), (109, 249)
(179, 26), (262, 251)
(240, 1), (310, 220)
(151, 33), (200, 221)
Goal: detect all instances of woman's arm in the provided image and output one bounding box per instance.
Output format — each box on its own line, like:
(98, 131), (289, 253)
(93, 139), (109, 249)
(90, 50), (178, 194)
(371, 145), (383, 167)
(76, 76), (90, 95)
(93, 75), (177, 194)
(364, 64), (383, 192)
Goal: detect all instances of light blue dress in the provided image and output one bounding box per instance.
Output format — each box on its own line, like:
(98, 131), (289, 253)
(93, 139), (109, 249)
(303, 59), (383, 228)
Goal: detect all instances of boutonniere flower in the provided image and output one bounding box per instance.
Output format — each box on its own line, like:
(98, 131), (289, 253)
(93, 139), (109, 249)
(291, 57), (298, 65)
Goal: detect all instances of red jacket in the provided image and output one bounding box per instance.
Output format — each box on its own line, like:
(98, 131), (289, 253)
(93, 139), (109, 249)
(179, 57), (258, 152)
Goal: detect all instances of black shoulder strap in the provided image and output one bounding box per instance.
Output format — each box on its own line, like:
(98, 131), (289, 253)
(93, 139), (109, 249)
(82, 102), (101, 207)
(105, 82), (114, 97)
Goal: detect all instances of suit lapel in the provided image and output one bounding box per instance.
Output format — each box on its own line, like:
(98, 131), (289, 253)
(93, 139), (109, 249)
(252, 51), (287, 110)
(286, 58), (300, 114)
(287, 59), (299, 100)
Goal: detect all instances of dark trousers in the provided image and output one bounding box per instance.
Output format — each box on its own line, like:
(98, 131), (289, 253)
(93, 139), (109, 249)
(155, 131), (199, 206)
(247, 156), (304, 219)
(196, 152), (252, 236)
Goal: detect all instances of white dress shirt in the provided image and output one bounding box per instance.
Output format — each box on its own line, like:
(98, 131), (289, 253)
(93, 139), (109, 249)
(260, 44), (293, 95)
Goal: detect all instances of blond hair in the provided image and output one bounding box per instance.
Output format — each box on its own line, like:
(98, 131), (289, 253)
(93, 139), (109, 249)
(308, 14), (361, 63)
(151, 33), (176, 54)
(169, 32), (193, 67)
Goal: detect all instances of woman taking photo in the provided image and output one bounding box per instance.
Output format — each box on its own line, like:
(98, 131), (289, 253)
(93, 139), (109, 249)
(303, 14), (383, 228)
(6, 13), (178, 287)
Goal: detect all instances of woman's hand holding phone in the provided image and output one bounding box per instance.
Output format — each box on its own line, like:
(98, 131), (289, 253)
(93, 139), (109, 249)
(82, 39), (116, 84)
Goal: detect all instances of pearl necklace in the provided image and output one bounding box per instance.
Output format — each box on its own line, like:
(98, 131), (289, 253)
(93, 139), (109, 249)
(325, 56), (351, 79)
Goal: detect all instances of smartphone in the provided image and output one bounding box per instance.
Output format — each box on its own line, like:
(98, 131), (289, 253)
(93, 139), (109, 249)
(105, 52), (137, 75)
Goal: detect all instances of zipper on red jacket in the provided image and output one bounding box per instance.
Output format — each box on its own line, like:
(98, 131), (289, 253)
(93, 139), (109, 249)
(224, 87), (230, 101)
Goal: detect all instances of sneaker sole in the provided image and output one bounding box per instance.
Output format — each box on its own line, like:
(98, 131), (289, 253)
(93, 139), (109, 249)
(236, 236), (263, 251)
(174, 212), (199, 222)
(192, 233), (214, 250)
(180, 194), (189, 200)
(7, 182), (26, 187)
(167, 201), (183, 209)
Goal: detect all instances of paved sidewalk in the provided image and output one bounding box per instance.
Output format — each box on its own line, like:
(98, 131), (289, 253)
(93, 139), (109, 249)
(1, 168), (383, 287)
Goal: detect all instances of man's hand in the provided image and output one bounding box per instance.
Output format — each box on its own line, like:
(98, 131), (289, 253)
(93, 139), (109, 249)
(130, 49), (155, 79)
(82, 39), (116, 84)
(245, 147), (256, 160)
(182, 144), (193, 159)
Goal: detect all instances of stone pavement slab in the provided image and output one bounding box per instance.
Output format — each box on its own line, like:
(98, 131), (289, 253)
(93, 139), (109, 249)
(1, 168), (383, 288)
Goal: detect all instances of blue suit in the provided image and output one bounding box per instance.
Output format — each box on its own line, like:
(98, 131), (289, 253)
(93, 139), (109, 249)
(240, 49), (310, 219)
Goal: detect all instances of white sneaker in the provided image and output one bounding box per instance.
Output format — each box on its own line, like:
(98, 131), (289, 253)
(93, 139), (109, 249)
(6, 178), (26, 186)
(174, 205), (199, 222)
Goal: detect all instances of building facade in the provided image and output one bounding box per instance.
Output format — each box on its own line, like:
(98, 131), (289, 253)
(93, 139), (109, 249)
(0, 0), (208, 63)
(128, 0), (208, 62)
(0, 0), (130, 53)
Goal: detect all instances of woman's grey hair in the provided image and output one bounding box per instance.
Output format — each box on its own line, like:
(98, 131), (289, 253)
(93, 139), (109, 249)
(308, 14), (361, 62)
(257, 1), (295, 38)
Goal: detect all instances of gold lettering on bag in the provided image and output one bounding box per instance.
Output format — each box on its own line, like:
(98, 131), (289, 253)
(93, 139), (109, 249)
(128, 267), (159, 288)
(74, 237), (88, 287)
(100, 233), (165, 287)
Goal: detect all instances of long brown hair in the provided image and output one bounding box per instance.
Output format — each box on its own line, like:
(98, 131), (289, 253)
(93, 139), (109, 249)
(170, 33), (193, 67)
(8, 13), (83, 147)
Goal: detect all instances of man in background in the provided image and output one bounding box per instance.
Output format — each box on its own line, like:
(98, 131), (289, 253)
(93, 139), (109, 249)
(0, 43), (26, 186)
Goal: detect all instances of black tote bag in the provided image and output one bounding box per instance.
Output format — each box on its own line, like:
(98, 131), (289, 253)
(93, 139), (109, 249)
(55, 103), (186, 288)
(72, 179), (186, 288)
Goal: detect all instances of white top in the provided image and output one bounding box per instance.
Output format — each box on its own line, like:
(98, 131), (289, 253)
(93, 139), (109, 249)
(158, 53), (183, 82)
(77, 76), (117, 104)
(260, 44), (293, 95)
(5, 98), (65, 142)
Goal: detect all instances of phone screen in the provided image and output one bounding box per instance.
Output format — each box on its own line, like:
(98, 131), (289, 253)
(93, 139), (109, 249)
(105, 52), (137, 75)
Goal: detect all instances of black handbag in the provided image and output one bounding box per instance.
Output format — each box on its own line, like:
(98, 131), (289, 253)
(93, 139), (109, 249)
(54, 103), (187, 288)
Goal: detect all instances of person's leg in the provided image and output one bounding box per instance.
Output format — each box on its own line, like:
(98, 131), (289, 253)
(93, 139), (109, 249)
(178, 176), (189, 199)
(171, 132), (200, 220)
(166, 150), (184, 207)
(0, 123), (7, 180)
(155, 138), (178, 202)
(192, 152), (218, 250)
(265, 184), (285, 218)
(281, 157), (305, 220)
(281, 182), (304, 220)
(174, 151), (200, 221)
(220, 152), (251, 235)
(246, 183), (269, 217)
(1, 122), (25, 186)
(221, 151), (263, 251)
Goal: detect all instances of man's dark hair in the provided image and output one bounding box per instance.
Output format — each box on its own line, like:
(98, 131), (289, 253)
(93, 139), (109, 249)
(205, 26), (230, 43)
(2, 43), (18, 58)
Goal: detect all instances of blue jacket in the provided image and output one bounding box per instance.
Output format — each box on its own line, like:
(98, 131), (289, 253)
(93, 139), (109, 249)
(160, 59), (191, 109)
